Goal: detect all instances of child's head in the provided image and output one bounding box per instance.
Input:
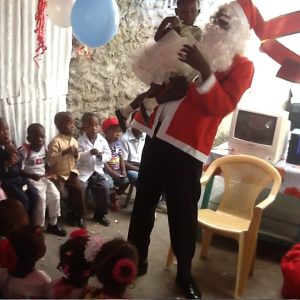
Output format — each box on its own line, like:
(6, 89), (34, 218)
(0, 199), (29, 237)
(0, 117), (10, 145)
(8, 225), (46, 271)
(81, 112), (100, 138)
(54, 112), (75, 136)
(93, 238), (138, 295)
(58, 229), (93, 287)
(27, 123), (46, 151)
(176, 0), (200, 26)
(102, 117), (122, 143)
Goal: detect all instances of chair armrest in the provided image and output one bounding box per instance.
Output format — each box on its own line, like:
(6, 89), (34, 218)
(255, 193), (277, 210)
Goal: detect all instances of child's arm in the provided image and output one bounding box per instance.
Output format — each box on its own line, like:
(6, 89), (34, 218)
(119, 154), (127, 177)
(104, 163), (122, 179)
(154, 16), (180, 42)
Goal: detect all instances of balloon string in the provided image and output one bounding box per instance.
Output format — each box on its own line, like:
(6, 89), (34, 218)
(33, 0), (48, 68)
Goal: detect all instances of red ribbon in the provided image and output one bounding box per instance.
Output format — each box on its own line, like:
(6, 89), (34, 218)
(238, 0), (300, 83)
(33, 0), (48, 67)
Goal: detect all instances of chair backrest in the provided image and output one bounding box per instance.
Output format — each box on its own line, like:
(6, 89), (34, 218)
(210, 155), (281, 220)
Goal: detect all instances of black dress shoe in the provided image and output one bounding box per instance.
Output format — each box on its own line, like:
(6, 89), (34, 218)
(115, 108), (128, 133)
(137, 260), (148, 276)
(176, 278), (202, 299)
(46, 224), (67, 237)
(94, 215), (110, 226)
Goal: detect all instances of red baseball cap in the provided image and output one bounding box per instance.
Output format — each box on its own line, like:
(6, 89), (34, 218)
(102, 116), (119, 132)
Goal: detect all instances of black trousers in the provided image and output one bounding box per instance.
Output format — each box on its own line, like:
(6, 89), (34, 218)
(127, 135), (203, 283)
(87, 172), (109, 217)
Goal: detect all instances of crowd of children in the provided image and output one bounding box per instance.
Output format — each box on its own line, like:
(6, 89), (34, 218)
(0, 109), (139, 298)
(0, 216), (137, 299)
(0, 112), (132, 233)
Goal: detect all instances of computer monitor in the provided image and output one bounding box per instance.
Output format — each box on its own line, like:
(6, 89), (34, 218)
(228, 107), (290, 163)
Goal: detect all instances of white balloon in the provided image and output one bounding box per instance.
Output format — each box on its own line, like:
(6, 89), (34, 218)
(47, 0), (75, 28)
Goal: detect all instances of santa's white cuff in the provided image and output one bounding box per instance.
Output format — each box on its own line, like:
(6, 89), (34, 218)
(196, 74), (216, 94)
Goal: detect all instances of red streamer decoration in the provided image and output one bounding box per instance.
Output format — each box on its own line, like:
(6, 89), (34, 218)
(33, 0), (48, 67)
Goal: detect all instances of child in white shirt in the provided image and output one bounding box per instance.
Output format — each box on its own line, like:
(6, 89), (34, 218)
(18, 123), (66, 236)
(77, 113), (112, 226)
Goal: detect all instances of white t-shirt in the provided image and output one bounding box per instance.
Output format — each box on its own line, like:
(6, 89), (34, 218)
(18, 144), (46, 176)
(0, 268), (51, 298)
(121, 127), (146, 163)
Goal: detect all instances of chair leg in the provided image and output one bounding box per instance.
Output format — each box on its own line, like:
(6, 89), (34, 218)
(234, 233), (256, 298)
(200, 229), (213, 259)
(121, 184), (134, 208)
(165, 245), (174, 269)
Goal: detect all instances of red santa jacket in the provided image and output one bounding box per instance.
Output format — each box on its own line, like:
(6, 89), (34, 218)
(133, 55), (254, 162)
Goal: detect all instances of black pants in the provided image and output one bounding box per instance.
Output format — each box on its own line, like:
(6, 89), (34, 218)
(87, 172), (109, 217)
(127, 135), (203, 283)
(3, 179), (38, 223)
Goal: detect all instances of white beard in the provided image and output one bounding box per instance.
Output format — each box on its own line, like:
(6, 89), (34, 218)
(197, 13), (251, 73)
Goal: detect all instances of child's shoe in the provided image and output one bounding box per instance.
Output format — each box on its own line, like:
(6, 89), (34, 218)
(47, 223), (67, 237)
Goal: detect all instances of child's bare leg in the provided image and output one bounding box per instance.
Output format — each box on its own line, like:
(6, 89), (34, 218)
(141, 76), (188, 121)
(116, 83), (163, 131)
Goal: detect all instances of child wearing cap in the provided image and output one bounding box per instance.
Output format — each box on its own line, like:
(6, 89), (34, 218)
(102, 117), (129, 211)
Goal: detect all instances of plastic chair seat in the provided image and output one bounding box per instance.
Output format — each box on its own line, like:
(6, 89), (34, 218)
(199, 209), (250, 233)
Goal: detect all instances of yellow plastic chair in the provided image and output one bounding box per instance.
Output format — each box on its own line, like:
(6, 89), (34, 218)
(165, 154), (282, 298)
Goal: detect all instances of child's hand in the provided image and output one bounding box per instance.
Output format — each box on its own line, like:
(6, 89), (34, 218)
(4, 142), (17, 156)
(71, 146), (79, 158)
(90, 148), (100, 156)
(163, 16), (180, 29)
(120, 170), (127, 177)
(6, 153), (19, 166)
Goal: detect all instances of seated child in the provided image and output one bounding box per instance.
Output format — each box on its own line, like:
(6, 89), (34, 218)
(47, 228), (99, 299)
(77, 112), (112, 226)
(102, 117), (129, 211)
(0, 198), (29, 272)
(0, 117), (38, 222)
(47, 112), (86, 228)
(120, 112), (146, 185)
(83, 238), (138, 299)
(116, 0), (201, 132)
(18, 123), (67, 236)
(0, 224), (51, 299)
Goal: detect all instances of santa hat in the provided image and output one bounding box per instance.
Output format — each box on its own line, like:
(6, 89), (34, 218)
(229, 0), (300, 83)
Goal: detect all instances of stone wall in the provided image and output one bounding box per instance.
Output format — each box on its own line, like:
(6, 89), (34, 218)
(67, 0), (231, 143)
(67, 0), (170, 127)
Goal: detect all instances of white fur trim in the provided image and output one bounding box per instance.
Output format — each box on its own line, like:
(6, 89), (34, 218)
(196, 74), (216, 94)
(230, 2), (250, 29)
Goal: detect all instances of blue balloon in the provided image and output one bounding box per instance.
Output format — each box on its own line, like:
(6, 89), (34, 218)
(71, 0), (120, 48)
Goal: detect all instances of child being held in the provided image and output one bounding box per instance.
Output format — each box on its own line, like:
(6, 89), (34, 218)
(0, 224), (51, 299)
(83, 238), (138, 299)
(102, 117), (129, 211)
(116, 0), (201, 131)
(0, 118), (38, 222)
(18, 123), (67, 236)
(47, 229), (98, 299)
(77, 112), (112, 226)
(47, 112), (86, 228)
